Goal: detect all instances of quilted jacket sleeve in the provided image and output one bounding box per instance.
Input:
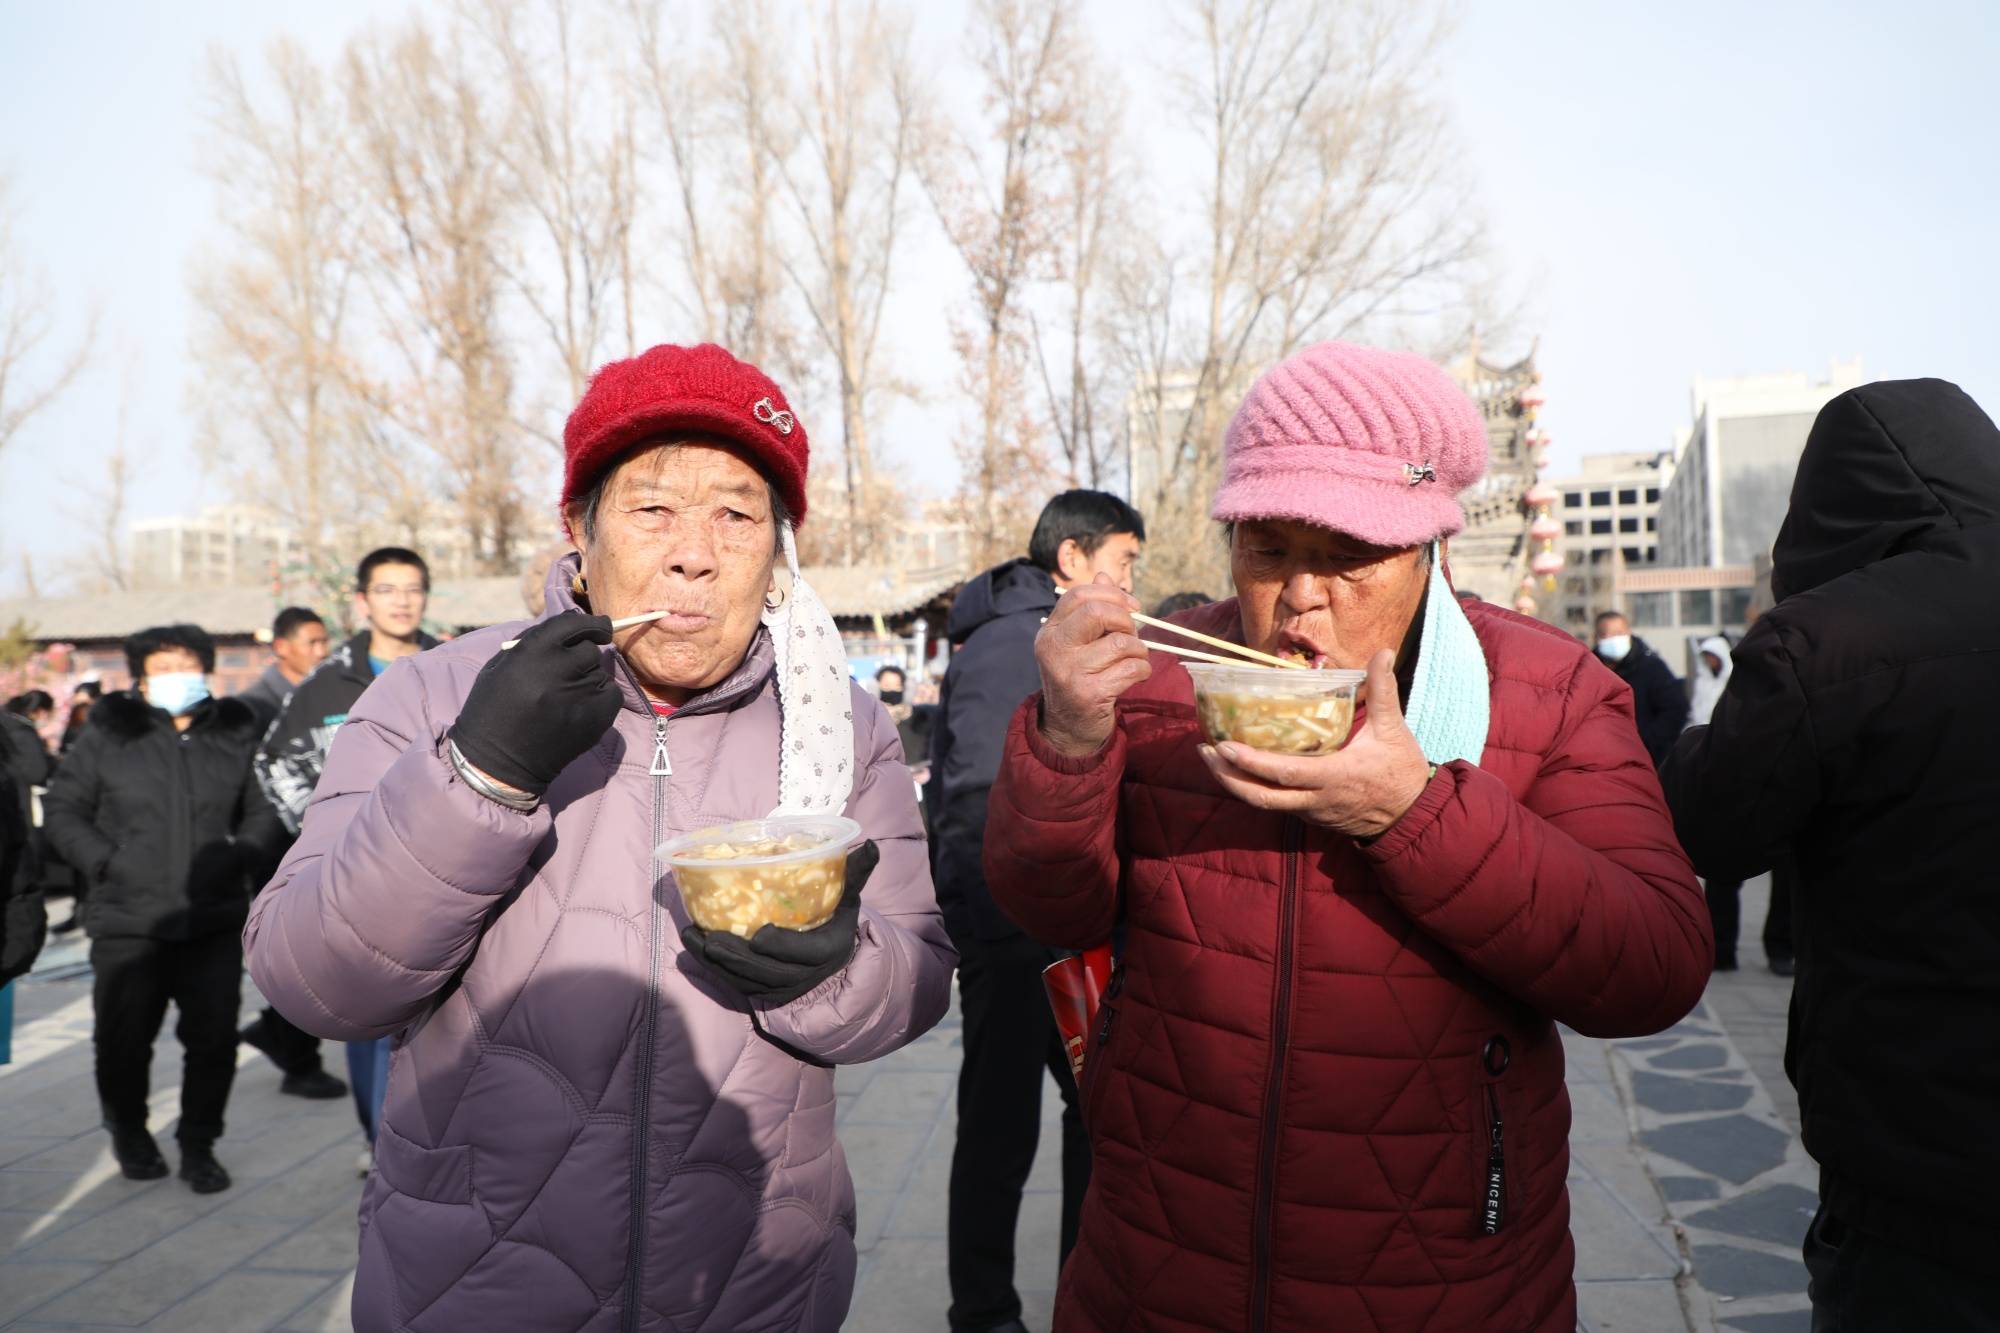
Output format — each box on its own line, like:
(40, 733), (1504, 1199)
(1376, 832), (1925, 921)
(243, 660), (552, 1041)
(979, 697), (1128, 950)
(1359, 653), (1712, 1038)
(754, 693), (957, 1064)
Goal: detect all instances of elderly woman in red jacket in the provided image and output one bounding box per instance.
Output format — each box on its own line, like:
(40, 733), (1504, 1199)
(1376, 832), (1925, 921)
(984, 342), (1711, 1333)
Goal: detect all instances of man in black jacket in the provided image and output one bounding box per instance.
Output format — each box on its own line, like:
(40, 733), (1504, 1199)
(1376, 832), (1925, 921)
(931, 490), (1144, 1333)
(247, 547), (436, 1166)
(1661, 379), (2000, 1329)
(229, 606), (346, 1101)
(42, 624), (282, 1193)
(1593, 611), (1688, 764)
(236, 606), (329, 735)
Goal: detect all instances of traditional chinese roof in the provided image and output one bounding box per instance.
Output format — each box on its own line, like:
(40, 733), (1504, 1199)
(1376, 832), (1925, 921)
(801, 564), (967, 620)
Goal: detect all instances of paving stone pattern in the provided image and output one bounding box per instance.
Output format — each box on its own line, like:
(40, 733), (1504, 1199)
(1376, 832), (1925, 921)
(2, 877), (1808, 1330)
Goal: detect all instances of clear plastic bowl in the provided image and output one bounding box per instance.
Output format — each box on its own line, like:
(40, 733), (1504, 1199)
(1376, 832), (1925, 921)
(1186, 662), (1366, 756)
(660, 815), (862, 938)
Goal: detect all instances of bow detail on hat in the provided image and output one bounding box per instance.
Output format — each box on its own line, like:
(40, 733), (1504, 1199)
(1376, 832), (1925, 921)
(753, 397), (795, 436)
(1405, 461), (1438, 486)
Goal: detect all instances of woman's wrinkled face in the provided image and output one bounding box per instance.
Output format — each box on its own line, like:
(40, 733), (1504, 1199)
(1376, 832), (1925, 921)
(1230, 519), (1430, 670)
(574, 441), (780, 705)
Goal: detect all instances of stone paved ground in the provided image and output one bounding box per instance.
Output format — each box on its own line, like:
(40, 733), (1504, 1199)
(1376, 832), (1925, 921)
(1, 880), (1806, 1331)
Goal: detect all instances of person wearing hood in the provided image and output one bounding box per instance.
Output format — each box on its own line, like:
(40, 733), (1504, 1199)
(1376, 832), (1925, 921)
(1591, 612), (1688, 763)
(41, 624), (283, 1193)
(929, 488), (1144, 1333)
(1661, 379), (2000, 1329)
(987, 343), (1709, 1331)
(244, 343), (954, 1332)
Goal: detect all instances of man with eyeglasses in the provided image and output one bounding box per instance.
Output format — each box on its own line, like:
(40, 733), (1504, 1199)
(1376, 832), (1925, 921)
(254, 547), (437, 1173)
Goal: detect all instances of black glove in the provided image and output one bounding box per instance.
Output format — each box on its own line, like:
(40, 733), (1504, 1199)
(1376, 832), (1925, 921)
(682, 840), (880, 1005)
(451, 613), (620, 796)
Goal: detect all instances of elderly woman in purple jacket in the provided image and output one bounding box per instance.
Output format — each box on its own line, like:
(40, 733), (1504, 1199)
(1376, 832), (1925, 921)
(245, 344), (955, 1333)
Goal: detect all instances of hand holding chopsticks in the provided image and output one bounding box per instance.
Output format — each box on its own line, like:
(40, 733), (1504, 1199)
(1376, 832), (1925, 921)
(1053, 588), (1306, 670)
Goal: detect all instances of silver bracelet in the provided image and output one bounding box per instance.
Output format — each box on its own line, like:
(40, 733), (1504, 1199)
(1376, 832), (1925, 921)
(448, 739), (541, 812)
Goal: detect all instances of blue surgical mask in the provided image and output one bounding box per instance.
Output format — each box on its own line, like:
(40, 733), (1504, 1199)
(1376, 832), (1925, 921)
(143, 672), (211, 717)
(1596, 634), (1633, 663)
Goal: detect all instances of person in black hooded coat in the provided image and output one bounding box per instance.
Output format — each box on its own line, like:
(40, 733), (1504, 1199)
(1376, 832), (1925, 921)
(928, 490), (1144, 1333)
(1661, 379), (2000, 1329)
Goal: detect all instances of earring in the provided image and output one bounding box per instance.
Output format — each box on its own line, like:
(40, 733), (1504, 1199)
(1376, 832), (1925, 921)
(764, 585), (788, 612)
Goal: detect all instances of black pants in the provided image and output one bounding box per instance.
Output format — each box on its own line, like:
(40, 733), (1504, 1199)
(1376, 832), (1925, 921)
(948, 933), (1091, 1332)
(1805, 1204), (1999, 1330)
(91, 932), (242, 1146)
(1705, 870), (1796, 965)
(244, 1005), (325, 1075)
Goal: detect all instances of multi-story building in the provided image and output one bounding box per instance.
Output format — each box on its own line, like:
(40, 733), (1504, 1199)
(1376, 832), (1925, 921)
(128, 505), (307, 592)
(127, 503), (514, 592)
(1613, 562), (1759, 679)
(1544, 451), (1673, 633)
(1657, 360), (1864, 569)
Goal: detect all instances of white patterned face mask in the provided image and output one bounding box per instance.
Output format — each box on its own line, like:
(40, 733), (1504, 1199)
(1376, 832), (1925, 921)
(761, 525), (856, 815)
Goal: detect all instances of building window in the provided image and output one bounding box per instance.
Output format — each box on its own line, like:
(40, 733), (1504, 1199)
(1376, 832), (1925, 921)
(1564, 520), (1583, 536)
(1719, 587), (1754, 625)
(1564, 606), (1588, 626)
(1589, 490), (1612, 507)
(1563, 492), (1583, 509)
(1589, 549), (1611, 565)
(1646, 516), (1657, 532)
(1646, 487), (1660, 503)
(1590, 519), (1612, 535)
(1618, 516), (1639, 533)
(1646, 546), (1657, 561)
(1680, 589), (1715, 624)
(1622, 547), (1646, 565)
(1628, 592), (1672, 628)
(1618, 488), (1638, 505)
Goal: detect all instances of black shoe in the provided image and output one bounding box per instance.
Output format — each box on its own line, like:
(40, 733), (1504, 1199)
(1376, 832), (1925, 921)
(109, 1126), (169, 1181)
(279, 1069), (349, 1100)
(1768, 956), (1796, 977)
(1714, 953), (1739, 973)
(178, 1145), (232, 1194)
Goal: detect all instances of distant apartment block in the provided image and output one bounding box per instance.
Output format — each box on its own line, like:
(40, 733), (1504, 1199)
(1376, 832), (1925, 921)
(1657, 360), (1864, 569)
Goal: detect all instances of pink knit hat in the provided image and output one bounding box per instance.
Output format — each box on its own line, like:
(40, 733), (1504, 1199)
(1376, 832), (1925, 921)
(1212, 341), (1489, 548)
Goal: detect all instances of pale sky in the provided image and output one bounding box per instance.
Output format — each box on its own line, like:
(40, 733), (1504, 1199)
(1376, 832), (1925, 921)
(3, 1), (1996, 595)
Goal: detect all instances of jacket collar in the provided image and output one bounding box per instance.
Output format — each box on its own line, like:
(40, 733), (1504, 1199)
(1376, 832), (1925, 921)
(91, 691), (259, 742)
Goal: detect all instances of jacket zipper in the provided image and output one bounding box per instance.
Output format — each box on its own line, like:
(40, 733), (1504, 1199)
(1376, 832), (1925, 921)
(1250, 819), (1302, 1333)
(1480, 1035), (1511, 1236)
(622, 687), (670, 1330)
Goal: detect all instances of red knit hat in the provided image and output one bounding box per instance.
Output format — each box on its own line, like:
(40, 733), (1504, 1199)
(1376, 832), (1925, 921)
(560, 342), (810, 532)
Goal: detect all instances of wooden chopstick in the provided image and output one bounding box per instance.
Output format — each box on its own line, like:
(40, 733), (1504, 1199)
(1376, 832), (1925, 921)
(1140, 637), (1286, 669)
(1053, 587), (1309, 669)
(1130, 612), (1308, 670)
(501, 610), (671, 651)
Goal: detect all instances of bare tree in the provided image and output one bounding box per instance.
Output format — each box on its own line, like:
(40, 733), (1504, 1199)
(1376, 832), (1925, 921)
(190, 41), (365, 579)
(466, 0), (639, 432)
(0, 179), (92, 459)
(345, 23), (529, 574)
(1029, 27), (1127, 494)
(772, 0), (918, 563)
(60, 368), (141, 592)
(922, 0), (1086, 568)
(1121, 0), (1485, 592)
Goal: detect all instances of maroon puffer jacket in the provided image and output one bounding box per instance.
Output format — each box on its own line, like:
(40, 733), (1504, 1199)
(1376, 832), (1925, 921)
(984, 599), (1710, 1332)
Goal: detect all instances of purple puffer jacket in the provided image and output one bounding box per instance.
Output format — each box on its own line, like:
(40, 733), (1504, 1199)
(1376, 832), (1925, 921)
(244, 564), (955, 1332)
